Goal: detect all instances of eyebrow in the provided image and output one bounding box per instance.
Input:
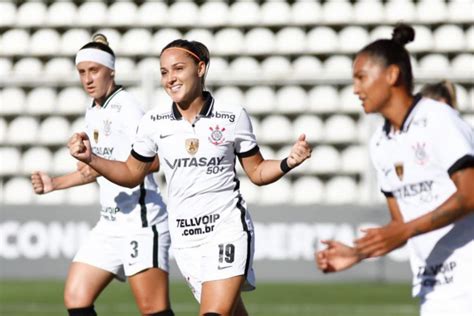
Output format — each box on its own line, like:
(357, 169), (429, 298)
(160, 62), (186, 70)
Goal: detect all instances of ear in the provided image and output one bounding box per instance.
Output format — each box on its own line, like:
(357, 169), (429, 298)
(197, 61), (206, 78)
(386, 65), (400, 86)
(110, 71), (115, 77)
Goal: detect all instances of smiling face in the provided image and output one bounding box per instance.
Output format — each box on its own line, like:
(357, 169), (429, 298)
(159, 48), (206, 106)
(352, 53), (393, 114)
(76, 61), (115, 104)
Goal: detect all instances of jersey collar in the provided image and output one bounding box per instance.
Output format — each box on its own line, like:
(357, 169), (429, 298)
(383, 93), (422, 136)
(90, 85), (124, 109)
(171, 91), (214, 120)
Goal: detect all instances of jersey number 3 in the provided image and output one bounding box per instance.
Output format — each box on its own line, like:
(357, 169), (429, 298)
(130, 240), (139, 258)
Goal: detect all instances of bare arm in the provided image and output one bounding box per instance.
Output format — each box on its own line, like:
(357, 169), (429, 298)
(386, 196), (404, 222)
(31, 170), (96, 194)
(148, 156), (160, 173)
(240, 134), (311, 186)
(68, 132), (153, 188)
(355, 167), (474, 258)
(404, 167), (474, 236)
(315, 196), (404, 272)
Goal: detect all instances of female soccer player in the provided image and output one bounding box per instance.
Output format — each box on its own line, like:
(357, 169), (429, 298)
(31, 34), (174, 316)
(68, 39), (312, 316)
(420, 80), (458, 109)
(315, 24), (474, 316)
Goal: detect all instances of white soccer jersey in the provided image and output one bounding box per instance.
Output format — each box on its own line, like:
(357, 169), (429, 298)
(369, 95), (474, 301)
(84, 86), (168, 233)
(132, 91), (256, 248)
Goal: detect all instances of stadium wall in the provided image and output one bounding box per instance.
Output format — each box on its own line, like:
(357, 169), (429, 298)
(0, 204), (411, 282)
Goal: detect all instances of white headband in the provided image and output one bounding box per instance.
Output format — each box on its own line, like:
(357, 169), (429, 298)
(75, 48), (115, 70)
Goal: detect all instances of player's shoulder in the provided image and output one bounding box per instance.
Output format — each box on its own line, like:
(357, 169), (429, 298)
(211, 96), (247, 122)
(416, 97), (468, 130)
(142, 104), (174, 124)
(369, 123), (385, 149)
(108, 88), (144, 114)
(417, 97), (457, 119)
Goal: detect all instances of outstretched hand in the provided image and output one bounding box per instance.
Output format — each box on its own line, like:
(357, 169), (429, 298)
(31, 171), (53, 194)
(315, 240), (361, 273)
(68, 132), (92, 164)
(354, 222), (410, 258)
(287, 134), (312, 168)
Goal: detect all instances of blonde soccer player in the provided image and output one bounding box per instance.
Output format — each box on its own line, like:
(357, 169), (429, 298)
(31, 34), (173, 316)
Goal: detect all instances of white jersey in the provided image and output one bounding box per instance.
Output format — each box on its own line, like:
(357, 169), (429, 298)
(132, 92), (256, 248)
(369, 95), (474, 300)
(84, 86), (168, 234)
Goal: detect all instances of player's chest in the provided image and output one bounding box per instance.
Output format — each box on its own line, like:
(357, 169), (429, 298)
(85, 110), (123, 146)
(157, 119), (234, 159)
(377, 132), (436, 184)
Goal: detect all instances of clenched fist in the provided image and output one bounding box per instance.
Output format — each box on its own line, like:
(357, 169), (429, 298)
(68, 132), (92, 163)
(31, 171), (53, 194)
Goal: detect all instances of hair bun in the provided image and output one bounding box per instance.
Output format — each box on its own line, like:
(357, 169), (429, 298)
(92, 33), (109, 46)
(392, 23), (415, 46)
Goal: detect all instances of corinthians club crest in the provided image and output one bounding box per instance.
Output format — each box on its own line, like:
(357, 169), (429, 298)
(394, 162), (404, 181)
(208, 125), (225, 145)
(103, 119), (112, 136)
(185, 138), (199, 155)
(412, 142), (428, 165)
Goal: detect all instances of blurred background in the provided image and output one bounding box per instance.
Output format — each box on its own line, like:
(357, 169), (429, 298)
(0, 0), (473, 315)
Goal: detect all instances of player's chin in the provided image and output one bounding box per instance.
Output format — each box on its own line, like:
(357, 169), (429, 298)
(361, 103), (373, 114)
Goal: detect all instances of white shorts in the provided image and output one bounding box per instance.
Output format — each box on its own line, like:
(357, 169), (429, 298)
(173, 229), (255, 302)
(420, 292), (473, 316)
(73, 224), (170, 282)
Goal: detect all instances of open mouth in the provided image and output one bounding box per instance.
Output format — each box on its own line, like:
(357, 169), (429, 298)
(170, 84), (182, 92)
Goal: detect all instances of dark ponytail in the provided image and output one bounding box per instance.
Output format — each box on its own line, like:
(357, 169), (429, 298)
(391, 24), (415, 46)
(357, 23), (415, 92)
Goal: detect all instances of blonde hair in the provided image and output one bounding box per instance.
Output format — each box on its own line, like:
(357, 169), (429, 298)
(420, 80), (458, 109)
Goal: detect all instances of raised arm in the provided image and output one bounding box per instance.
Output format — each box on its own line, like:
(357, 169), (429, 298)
(355, 167), (474, 258)
(31, 168), (97, 195)
(240, 134), (311, 186)
(68, 132), (153, 188)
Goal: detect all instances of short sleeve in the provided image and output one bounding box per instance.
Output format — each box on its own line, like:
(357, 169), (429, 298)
(369, 130), (394, 195)
(234, 108), (259, 157)
(131, 113), (157, 162)
(122, 102), (144, 141)
(429, 107), (474, 175)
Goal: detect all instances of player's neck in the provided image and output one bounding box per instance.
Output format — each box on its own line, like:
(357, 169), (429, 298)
(176, 94), (206, 123)
(382, 92), (414, 132)
(94, 82), (117, 107)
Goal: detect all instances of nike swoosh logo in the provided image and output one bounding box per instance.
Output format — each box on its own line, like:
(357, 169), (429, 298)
(218, 265), (232, 270)
(160, 134), (172, 139)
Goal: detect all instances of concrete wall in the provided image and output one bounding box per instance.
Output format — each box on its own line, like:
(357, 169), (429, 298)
(0, 204), (411, 282)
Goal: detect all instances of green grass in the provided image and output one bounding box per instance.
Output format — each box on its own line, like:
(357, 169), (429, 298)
(0, 280), (419, 316)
